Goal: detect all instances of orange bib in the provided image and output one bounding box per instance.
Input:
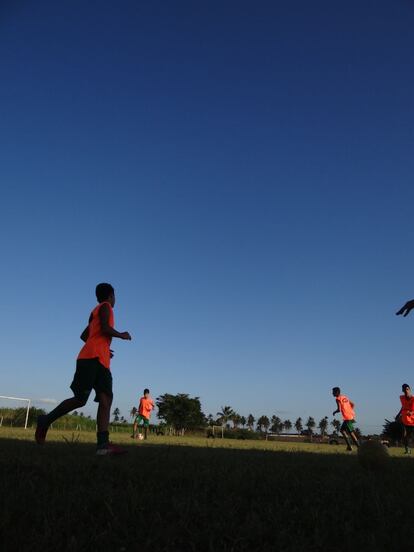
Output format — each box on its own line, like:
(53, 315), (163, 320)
(139, 397), (154, 420)
(400, 395), (414, 426)
(78, 302), (114, 369)
(337, 395), (355, 421)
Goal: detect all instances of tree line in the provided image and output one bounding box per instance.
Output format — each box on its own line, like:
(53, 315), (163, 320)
(0, 395), (349, 436)
(212, 406), (342, 436)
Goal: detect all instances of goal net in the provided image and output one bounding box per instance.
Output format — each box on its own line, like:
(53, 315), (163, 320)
(0, 396), (31, 428)
(206, 425), (224, 438)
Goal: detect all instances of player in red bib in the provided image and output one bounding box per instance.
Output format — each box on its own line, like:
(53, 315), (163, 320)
(35, 283), (132, 455)
(332, 387), (360, 451)
(396, 383), (414, 455)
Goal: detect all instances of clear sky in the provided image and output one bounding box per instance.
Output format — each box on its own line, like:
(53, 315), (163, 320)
(1, 1), (414, 433)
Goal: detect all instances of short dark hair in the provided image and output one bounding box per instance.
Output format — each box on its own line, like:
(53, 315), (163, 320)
(402, 383), (410, 392)
(96, 283), (114, 303)
(144, 388), (150, 395)
(332, 387), (340, 395)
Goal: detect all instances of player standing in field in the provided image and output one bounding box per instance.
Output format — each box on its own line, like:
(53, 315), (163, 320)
(332, 387), (360, 451)
(35, 283), (132, 455)
(132, 389), (155, 440)
(396, 383), (414, 455)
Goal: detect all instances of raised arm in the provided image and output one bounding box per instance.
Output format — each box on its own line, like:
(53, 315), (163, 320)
(396, 300), (414, 317)
(99, 303), (132, 340)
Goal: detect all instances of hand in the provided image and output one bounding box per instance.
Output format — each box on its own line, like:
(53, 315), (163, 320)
(396, 300), (414, 317)
(110, 349), (114, 358)
(121, 332), (132, 340)
(332, 411), (336, 417)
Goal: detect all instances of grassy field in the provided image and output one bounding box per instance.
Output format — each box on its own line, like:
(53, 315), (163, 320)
(0, 428), (413, 552)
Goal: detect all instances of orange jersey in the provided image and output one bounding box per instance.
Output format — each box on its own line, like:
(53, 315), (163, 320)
(138, 397), (154, 420)
(400, 395), (414, 426)
(337, 395), (355, 421)
(78, 302), (114, 369)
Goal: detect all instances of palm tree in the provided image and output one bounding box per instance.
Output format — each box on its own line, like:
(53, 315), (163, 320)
(130, 406), (138, 419)
(318, 416), (329, 436)
(207, 414), (215, 426)
(270, 415), (282, 434)
(112, 407), (120, 422)
(294, 417), (303, 434)
(331, 419), (341, 434)
(240, 416), (247, 428)
(231, 413), (242, 429)
(257, 415), (270, 433)
(247, 414), (255, 431)
(306, 416), (316, 434)
(217, 406), (234, 428)
(283, 419), (292, 433)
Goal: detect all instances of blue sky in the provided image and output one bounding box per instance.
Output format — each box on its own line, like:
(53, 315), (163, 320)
(1, 1), (414, 433)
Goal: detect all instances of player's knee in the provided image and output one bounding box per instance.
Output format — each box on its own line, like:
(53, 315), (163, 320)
(75, 397), (87, 408)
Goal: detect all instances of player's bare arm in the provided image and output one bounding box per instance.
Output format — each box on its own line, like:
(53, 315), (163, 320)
(333, 399), (340, 417)
(396, 300), (414, 317)
(99, 303), (132, 340)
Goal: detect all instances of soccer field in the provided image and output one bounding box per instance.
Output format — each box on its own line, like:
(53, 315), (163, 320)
(0, 428), (411, 551)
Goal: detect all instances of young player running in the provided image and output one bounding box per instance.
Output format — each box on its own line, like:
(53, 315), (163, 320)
(35, 283), (132, 455)
(132, 389), (155, 440)
(332, 387), (360, 451)
(396, 383), (414, 455)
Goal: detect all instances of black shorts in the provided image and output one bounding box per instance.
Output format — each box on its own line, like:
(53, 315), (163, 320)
(70, 358), (113, 403)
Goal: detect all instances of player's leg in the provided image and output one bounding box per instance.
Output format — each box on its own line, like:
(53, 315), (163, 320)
(138, 414), (144, 439)
(144, 418), (149, 440)
(349, 431), (360, 448)
(348, 421), (360, 448)
(35, 360), (92, 444)
(94, 364), (113, 450)
(96, 391), (112, 445)
(340, 421), (353, 450)
(408, 426), (414, 453)
(132, 418), (138, 438)
(403, 425), (411, 454)
(94, 365), (126, 455)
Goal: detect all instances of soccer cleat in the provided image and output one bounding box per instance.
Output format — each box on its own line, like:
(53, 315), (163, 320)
(404, 448), (411, 455)
(35, 415), (49, 445)
(346, 445), (353, 451)
(96, 443), (128, 456)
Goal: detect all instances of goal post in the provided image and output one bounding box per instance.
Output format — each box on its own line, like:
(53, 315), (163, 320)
(206, 425), (224, 438)
(0, 396), (31, 429)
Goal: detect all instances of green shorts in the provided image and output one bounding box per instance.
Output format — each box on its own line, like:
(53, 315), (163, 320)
(134, 414), (150, 427)
(341, 420), (356, 433)
(70, 358), (113, 403)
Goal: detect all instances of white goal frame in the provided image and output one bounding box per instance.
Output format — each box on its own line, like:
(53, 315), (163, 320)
(0, 395), (31, 429)
(212, 425), (224, 438)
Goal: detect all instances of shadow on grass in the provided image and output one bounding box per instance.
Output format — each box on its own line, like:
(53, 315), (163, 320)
(0, 436), (413, 551)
